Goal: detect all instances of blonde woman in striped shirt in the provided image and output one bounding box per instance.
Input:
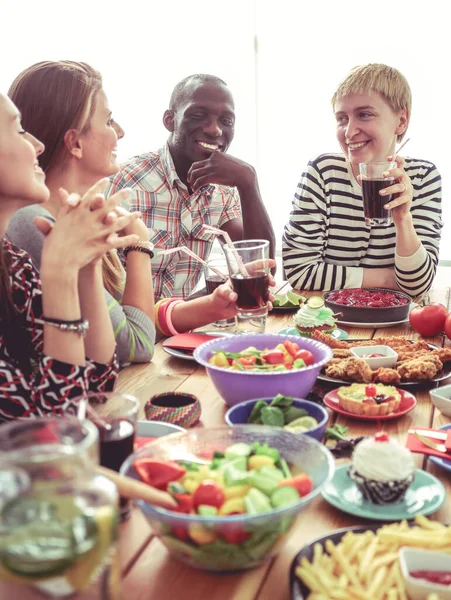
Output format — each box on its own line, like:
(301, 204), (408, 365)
(283, 64), (442, 297)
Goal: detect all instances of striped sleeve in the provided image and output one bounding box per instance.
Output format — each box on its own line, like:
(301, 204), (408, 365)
(394, 162), (442, 297)
(107, 291), (156, 365)
(282, 160), (363, 291)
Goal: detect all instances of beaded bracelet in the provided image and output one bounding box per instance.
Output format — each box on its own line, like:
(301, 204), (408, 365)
(123, 241), (154, 260)
(38, 317), (89, 336)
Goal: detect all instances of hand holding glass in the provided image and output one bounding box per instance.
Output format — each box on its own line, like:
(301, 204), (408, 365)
(203, 259), (236, 328)
(223, 240), (270, 333)
(359, 161), (395, 226)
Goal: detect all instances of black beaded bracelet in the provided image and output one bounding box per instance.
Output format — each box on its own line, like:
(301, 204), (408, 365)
(123, 245), (155, 259)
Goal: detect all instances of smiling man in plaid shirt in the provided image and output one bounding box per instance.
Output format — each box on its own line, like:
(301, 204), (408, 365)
(108, 74), (275, 302)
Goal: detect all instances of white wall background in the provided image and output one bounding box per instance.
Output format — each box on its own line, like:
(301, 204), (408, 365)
(1, 0), (449, 258)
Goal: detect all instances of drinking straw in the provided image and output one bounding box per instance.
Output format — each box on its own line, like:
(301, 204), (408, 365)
(158, 246), (227, 280)
(391, 137), (410, 163)
(202, 225), (250, 277)
(85, 403), (112, 431)
(96, 465), (178, 510)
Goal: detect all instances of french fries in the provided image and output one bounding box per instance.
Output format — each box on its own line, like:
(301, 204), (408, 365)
(295, 515), (451, 600)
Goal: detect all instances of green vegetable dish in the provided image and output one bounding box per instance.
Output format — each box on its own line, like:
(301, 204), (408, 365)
(247, 394), (319, 433)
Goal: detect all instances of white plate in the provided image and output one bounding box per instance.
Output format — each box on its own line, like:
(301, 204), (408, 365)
(336, 302), (416, 328)
(163, 331), (237, 362)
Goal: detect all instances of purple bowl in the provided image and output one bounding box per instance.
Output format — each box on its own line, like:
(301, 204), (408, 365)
(193, 333), (333, 407)
(225, 398), (329, 441)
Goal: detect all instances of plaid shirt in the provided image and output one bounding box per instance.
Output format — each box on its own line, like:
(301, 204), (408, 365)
(108, 143), (242, 301)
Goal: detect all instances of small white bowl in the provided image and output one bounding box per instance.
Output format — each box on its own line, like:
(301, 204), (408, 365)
(350, 345), (398, 369)
(430, 384), (451, 417)
(399, 548), (451, 600)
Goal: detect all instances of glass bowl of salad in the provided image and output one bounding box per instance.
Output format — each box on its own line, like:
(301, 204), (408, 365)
(121, 425), (334, 572)
(193, 333), (332, 407)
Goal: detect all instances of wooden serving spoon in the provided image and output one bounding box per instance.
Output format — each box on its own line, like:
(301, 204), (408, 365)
(96, 465), (178, 510)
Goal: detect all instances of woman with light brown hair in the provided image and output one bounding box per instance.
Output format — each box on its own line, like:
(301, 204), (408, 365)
(7, 61), (157, 364)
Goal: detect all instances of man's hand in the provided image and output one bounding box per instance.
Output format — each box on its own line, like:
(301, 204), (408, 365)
(187, 152), (255, 192)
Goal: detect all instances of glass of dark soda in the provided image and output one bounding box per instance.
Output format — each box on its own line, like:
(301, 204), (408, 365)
(223, 240), (270, 333)
(203, 259), (235, 328)
(68, 392), (140, 520)
(359, 161), (396, 226)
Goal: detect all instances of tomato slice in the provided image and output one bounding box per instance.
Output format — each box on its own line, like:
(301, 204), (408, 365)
(193, 481), (225, 509)
(293, 349), (315, 366)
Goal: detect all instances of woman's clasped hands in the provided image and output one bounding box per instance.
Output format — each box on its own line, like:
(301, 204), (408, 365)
(37, 178), (141, 271)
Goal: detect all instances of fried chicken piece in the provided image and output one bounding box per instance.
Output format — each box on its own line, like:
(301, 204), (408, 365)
(324, 360), (347, 379)
(343, 357), (373, 383)
(333, 349), (351, 359)
(377, 337), (430, 352)
(373, 368), (401, 385)
(312, 330), (349, 349)
(397, 358), (439, 381)
(434, 347), (451, 363)
(397, 353), (443, 371)
(396, 349), (437, 363)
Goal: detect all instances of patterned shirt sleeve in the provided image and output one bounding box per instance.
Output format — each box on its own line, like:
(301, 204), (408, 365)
(0, 243), (118, 422)
(217, 187), (242, 228)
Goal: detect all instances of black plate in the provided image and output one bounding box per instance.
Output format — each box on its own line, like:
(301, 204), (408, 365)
(317, 340), (451, 389)
(289, 524), (380, 600)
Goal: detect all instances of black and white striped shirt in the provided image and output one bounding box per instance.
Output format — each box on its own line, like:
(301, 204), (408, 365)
(282, 154), (442, 297)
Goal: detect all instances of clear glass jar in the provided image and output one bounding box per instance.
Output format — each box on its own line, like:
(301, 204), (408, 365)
(0, 417), (120, 599)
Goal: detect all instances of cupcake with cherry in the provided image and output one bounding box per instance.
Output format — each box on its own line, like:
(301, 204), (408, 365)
(293, 296), (338, 338)
(348, 431), (415, 504)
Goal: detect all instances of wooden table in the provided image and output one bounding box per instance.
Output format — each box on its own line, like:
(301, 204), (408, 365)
(2, 286), (449, 599)
(115, 285), (451, 599)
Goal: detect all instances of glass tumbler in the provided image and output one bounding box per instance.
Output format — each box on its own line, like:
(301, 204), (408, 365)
(223, 239), (270, 333)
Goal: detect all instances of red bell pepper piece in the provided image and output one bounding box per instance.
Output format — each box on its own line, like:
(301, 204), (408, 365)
(217, 513), (251, 544)
(173, 493), (194, 514)
(277, 473), (313, 497)
(134, 459), (186, 490)
(262, 349), (285, 364)
(172, 526), (189, 541)
(239, 355), (258, 366)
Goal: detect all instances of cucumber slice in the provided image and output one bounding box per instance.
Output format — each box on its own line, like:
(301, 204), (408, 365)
(271, 486), (300, 508)
(306, 296), (325, 309)
(224, 443), (252, 459)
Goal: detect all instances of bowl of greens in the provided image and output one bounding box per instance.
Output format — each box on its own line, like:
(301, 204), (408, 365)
(225, 395), (329, 441)
(120, 426), (334, 572)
